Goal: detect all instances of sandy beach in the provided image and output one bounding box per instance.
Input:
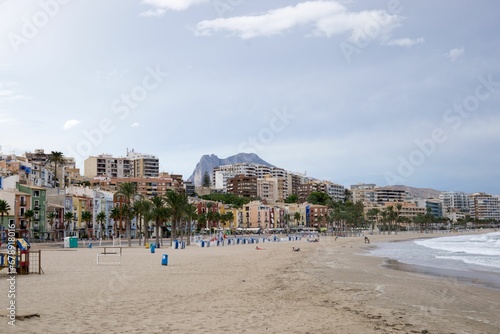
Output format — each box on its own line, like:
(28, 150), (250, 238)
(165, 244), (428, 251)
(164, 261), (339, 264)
(2, 231), (500, 334)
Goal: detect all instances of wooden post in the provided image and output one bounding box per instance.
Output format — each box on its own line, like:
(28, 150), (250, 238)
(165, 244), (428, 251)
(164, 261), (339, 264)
(38, 250), (42, 275)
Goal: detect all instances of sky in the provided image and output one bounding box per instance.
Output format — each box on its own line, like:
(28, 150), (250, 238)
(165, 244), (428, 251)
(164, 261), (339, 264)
(0, 0), (499, 195)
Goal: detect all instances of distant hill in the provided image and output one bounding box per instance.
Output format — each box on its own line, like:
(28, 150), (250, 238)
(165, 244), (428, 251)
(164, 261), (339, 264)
(188, 153), (274, 187)
(385, 185), (442, 200)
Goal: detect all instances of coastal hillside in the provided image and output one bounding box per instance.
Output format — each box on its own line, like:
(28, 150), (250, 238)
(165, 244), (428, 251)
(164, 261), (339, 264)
(188, 153), (274, 187)
(386, 185), (442, 199)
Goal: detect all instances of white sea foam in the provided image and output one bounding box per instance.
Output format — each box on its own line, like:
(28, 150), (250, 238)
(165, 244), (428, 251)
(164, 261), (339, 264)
(370, 232), (500, 273)
(415, 232), (500, 266)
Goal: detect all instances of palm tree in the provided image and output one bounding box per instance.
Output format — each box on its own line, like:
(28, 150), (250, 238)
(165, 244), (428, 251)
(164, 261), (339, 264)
(0, 200), (11, 233)
(293, 212), (301, 230)
(109, 206), (123, 238)
(366, 208), (380, 235)
(81, 211), (92, 238)
(385, 206), (395, 235)
(223, 211), (234, 230)
(96, 211), (107, 238)
(47, 211), (57, 240)
(164, 190), (188, 247)
(48, 151), (65, 188)
(394, 203), (403, 235)
(64, 211), (74, 236)
(116, 182), (137, 247)
(150, 195), (169, 247)
(133, 197), (150, 246)
(184, 203), (198, 246)
(24, 209), (35, 239)
(380, 209), (388, 235)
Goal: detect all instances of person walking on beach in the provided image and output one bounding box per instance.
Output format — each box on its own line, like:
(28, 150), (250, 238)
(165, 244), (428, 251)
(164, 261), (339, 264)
(364, 236), (370, 244)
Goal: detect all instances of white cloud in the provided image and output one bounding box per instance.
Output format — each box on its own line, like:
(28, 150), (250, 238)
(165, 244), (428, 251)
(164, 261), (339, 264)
(0, 82), (31, 100)
(140, 8), (166, 17)
(0, 112), (14, 124)
(131, 122), (140, 127)
(445, 47), (464, 61)
(385, 37), (424, 47)
(195, 1), (402, 41)
(63, 119), (81, 130)
(141, 0), (209, 15)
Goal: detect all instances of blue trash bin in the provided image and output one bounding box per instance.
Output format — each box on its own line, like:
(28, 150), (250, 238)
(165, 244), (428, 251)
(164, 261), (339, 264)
(174, 240), (179, 249)
(150, 244), (156, 253)
(162, 254), (168, 266)
(88, 242), (92, 248)
(201, 241), (205, 247)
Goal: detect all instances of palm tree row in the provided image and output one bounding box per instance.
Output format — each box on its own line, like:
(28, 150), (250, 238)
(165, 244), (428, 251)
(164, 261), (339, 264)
(109, 183), (198, 247)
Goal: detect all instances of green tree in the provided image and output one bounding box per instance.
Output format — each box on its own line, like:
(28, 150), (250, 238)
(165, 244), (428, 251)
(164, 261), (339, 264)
(110, 206), (123, 238)
(150, 195), (169, 247)
(133, 197), (150, 246)
(394, 203), (403, 234)
(293, 212), (301, 228)
(284, 194), (298, 204)
(366, 208), (380, 235)
(116, 182), (137, 247)
(200, 193), (250, 208)
(24, 209), (35, 238)
(47, 210), (57, 240)
(81, 211), (92, 238)
(48, 151), (65, 188)
(307, 192), (330, 205)
(0, 199), (11, 229)
(96, 211), (107, 238)
(64, 211), (74, 234)
(202, 171), (211, 187)
(183, 203), (198, 246)
(165, 190), (189, 246)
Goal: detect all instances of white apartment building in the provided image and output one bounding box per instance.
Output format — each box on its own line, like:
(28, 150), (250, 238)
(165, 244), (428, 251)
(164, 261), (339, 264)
(84, 150), (159, 179)
(439, 191), (470, 212)
(213, 163), (289, 196)
(469, 193), (500, 221)
(325, 182), (345, 201)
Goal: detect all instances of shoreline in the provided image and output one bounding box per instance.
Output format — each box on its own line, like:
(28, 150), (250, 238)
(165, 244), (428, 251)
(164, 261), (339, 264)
(1, 231), (499, 333)
(364, 229), (500, 291)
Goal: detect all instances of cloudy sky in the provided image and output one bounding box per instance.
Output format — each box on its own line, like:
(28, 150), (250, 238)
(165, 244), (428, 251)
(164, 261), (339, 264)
(0, 0), (499, 194)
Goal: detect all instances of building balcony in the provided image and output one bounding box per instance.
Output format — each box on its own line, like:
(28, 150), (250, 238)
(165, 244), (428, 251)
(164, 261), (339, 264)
(20, 200), (27, 206)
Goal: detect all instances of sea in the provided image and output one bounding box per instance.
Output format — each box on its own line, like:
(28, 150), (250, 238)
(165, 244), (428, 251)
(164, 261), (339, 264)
(368, 231), (500, 290)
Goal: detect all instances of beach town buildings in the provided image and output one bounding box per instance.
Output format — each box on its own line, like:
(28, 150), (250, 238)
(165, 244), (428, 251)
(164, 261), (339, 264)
(24, 149), (76, 188)
(92, 173), (184, 197)
(469, 193), (500, 221)
(17, 184), (47, 240)
(3, 145), (500, 241)
(227, 175), (258, 198)
(440, 191), (470, 222)
(93, 190), (115, 238)
(425, 199), (443, 218)
(214, 162), (345, 204)
(84, 149), (159, 179)
(0, 187), (32, 239)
